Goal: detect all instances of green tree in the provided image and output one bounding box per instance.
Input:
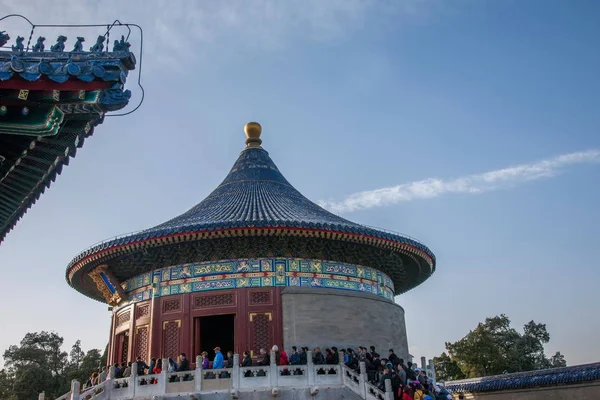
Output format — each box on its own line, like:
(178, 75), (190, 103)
(2, 331), (69, 398)
(69, 340), (85, 369)
(549, 351), (567, 368)
(67, 349), (102, 386)
(432, 352), (465, 381)
(1, 332), (103, 399)
(0, 369), (16, 400)
(435, 314), (567, 380)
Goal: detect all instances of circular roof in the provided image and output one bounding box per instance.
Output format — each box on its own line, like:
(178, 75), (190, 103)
(67, 123), (436, 301)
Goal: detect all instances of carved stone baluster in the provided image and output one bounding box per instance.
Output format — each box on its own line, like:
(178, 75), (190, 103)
(131, 362), (138, 397)
(359, 361), (368, 399)
(270, 351), (278, 388)
(384, 378), (393, 400)
(307, 351), (315, 386)
(160, 358), (169, 394)
(232, 354), (240, 390)
(195, 355), (202, 392)
(68, 380), (80, 400)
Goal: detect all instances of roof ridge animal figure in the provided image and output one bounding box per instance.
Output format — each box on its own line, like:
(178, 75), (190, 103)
(12, 36), (24, 52)
(90, 35), (105, 53)
(112, 35), (131, 52)
(0, 31), (10, 47)
(32, 36), (46, 52)
(50, 35), (67, 52)
(72, 37), (85, 52)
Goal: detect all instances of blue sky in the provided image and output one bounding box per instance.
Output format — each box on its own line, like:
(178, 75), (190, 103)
(1, 0), (599, 367)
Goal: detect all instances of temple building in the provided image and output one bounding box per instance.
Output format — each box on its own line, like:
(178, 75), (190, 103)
(66, 122), (436, 365)
(0, 28), (136, 243)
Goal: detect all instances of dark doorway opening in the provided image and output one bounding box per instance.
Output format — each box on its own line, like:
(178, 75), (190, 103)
(115, 332), (129, 364)
(196, 314), (235, 360)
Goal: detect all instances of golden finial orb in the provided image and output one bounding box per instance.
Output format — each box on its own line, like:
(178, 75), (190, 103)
(244, 122), (262, 147)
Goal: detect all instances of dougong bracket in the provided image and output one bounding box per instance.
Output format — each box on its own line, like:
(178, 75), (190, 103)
(88, 265), (127, 306)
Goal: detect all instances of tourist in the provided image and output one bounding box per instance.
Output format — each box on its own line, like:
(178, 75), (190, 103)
(389, 349), (400, 367)
(136, 356), (149, 375)
(435, 382), (451, 400)
(153, 359), (162, 374)
(201, 351), (210, 369)
(406, 362), (417, 380)
(397, 361), (407, 385)
(177, 353), (189, 371)
(379, 367), (392, 391)
(148, 358), (156, 375)
(85, 371), (98, 388)
(168, 358), (177, 372)
(299, 347), (308, 365)
(122, 362), (132, 378)
(370, 346), (380, 360)
(346, 348), (358, 369)
(331, 346), (339, 364)
(212, 347), (224, 369)
(225, 351), (234, 368)
(98, 366), (108, 384)
(325, 348), (336, 365)
(279, 349), (289, 365)
(312, 347), (325, 365)
(390, 370), (402, 400)
(241, 350), (252, 367)
(112, 362), (121, 378)
(413, 384), (425, 400)
(402, 386), (414, 400)
(289, 346), (300, 365)
(257, 348), (270, 365)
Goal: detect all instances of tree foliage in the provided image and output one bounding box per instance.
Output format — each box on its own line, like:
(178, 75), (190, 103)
(434, 314), (567, 381)
(1, 331), (107, 400)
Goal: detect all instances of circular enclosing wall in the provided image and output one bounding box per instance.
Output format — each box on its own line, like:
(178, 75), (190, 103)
(281, 287), (409, 362)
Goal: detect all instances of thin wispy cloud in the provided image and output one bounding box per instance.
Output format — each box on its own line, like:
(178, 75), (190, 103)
(319, 150), (600, 213)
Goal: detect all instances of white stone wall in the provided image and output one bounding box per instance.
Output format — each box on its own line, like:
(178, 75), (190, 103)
(281, 287), (409, 362)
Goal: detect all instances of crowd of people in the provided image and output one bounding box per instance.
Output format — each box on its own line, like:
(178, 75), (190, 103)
(82, 344), (456, 400)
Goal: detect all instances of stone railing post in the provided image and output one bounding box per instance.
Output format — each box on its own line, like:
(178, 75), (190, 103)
(160, 358), (169, 394)
(307, 351), (315, 386)
(384, 378), (394, 400)
(69, 380), (80, 400)
(428, 359), (437, 385)
(131, 362), (138, 397)
(195, 355), (203, 392)
(359, 361), (368, 399)
(270, 351), (278, 387)
(38, 392), (45, 400)
(421, 356), (426, 371)
(232, 353), (240, 390)
(338, 352), (345, 385)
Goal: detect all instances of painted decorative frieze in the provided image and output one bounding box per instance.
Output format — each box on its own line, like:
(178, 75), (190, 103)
(122, 258), (395, 303)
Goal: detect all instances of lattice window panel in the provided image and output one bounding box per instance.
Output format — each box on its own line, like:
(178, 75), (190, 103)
(135, 326), (149, 361)
(163, 299), (181, 313)
(162, 321), (180, 359)
(117, 311), (131, 326)
(120, 335), (129, 364)
(194, 294), (234, 308)
(136, 304), (150, 319)
(250, 291), (271, 305)
(252, 314), (270, 355)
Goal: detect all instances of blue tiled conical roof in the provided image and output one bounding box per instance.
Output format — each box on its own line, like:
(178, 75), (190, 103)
(151, 146), (372, 233)
(67, 123), (435, 301)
